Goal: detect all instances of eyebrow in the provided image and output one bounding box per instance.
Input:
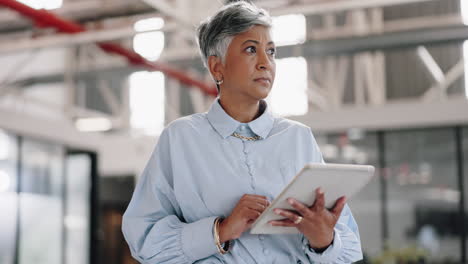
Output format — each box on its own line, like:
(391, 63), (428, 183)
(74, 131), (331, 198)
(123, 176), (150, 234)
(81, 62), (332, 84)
(242, 39), (275, 46)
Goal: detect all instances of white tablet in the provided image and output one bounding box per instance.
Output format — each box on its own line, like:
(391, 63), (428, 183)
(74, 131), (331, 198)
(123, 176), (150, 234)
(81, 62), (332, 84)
(250, 163), (375, 234)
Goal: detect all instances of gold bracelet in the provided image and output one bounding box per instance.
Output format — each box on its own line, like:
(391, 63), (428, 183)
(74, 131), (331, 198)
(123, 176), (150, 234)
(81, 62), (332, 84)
(213, 217), (230, 254)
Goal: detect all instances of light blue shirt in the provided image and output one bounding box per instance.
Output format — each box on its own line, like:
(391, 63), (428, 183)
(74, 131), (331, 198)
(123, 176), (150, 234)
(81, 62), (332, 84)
(122, 99), (363, 264)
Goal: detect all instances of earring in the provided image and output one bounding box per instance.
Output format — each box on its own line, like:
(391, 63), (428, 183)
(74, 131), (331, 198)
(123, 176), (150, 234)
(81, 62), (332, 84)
(216, 79), (223, 85)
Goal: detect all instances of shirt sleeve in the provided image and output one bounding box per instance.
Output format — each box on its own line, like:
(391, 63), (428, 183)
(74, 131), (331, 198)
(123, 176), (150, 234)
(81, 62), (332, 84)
(121, 129), (219, 264)
(301, 204), (363, 263)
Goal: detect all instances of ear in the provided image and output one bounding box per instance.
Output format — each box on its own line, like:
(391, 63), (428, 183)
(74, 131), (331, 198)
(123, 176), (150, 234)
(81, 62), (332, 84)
(207, 55), (224, 82)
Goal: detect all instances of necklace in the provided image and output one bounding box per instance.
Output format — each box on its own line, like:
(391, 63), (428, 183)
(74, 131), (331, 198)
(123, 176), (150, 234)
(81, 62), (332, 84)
(232, 132), (261, 141)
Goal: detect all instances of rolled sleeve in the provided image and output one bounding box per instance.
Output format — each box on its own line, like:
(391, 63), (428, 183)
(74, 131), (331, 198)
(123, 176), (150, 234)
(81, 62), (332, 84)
(181, 216), (219, 262)
(302, 230), (342, 263)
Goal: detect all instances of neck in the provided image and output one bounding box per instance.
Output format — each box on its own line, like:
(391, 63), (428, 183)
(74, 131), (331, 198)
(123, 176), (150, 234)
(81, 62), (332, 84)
(218, 94), (261, 123)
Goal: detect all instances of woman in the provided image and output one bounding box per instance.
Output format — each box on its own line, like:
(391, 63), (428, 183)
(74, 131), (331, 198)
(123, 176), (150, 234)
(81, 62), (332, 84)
(122, 1), (362, 263)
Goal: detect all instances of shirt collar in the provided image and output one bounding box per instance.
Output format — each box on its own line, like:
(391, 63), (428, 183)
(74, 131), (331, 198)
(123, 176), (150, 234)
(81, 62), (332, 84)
(206, 98), (274, 140)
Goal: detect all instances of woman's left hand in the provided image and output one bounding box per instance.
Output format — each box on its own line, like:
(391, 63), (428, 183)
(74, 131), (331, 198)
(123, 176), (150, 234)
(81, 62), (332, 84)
(268, 188), (346, 250)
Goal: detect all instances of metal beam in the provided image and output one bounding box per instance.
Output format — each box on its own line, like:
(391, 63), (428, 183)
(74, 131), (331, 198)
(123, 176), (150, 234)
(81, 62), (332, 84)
(0, 0), (217, 97)
(1, 7), (464, 58)
(131, 22), (468, 64)
(268, 0), (443, 16)
(141, 0), (193, 28)
(0, 23), (178, 55)
(310, 14), (463, 39)
(0, 0), (153, 33)
(416, 46), (445, 84)
(0, 104), (98, 149)
(278, 25), (468, 57)
(291, 96), (468, 133)
(11, 21), (468, 87)
(422, 59), (465, 101)
(97, 79), (120, 115)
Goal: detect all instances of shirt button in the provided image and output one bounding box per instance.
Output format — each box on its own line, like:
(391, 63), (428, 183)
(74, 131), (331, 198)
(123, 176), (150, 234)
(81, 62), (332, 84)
(240, 126), (246, 131)
(263, 248), (269, 255)
(259, 235), (265, 240)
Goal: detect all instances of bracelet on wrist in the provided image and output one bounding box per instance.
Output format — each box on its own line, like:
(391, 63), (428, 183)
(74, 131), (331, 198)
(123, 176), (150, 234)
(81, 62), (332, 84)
(213, 217), (230, 254)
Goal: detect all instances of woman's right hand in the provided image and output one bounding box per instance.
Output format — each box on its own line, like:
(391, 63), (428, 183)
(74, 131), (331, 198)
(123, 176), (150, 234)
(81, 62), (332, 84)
(218, 194), (270, 243)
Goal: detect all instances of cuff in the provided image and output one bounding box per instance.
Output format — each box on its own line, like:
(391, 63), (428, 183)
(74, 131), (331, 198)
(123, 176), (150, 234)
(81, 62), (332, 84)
(303, 229), (342, 263)
(181, 216), (219, 262)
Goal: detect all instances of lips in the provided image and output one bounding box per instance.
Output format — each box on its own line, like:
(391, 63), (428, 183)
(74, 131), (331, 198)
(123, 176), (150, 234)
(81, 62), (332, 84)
(254, 77), (271, 84)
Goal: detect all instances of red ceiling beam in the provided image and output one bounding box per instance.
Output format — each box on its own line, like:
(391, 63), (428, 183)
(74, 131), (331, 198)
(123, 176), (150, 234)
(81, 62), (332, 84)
(0, 0), (218, 97)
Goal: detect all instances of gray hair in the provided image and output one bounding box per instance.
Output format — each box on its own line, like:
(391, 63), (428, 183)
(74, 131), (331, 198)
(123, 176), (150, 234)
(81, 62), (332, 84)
(196, 1), (272, 68)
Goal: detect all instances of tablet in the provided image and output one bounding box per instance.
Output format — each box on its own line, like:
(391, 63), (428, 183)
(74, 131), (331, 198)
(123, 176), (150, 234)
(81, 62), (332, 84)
(250, 163), (375, 234)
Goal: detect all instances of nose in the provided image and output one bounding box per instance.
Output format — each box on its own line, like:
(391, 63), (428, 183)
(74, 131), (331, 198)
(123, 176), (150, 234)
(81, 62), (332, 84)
(256, 50), (272, 71)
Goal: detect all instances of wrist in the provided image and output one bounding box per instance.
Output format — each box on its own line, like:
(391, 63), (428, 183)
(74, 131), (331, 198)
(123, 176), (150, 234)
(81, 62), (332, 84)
(213, 217), (231, 255)
(218, 218), (232, 244)
(307, 232), (334, 250)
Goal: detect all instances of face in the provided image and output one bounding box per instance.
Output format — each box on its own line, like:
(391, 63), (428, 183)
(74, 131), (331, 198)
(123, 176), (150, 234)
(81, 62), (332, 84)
(211, 25), (276, 102)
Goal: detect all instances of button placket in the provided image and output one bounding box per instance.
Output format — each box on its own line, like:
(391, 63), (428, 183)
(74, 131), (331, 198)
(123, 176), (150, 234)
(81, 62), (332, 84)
(242, 141), (256, 191)
(259, 234), (269, 257)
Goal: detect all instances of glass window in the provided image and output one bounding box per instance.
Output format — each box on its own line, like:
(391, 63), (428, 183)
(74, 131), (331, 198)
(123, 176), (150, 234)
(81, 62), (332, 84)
(385, 129), (461, 262)
(272, 14), (306, 47)
(464, 41), (468, 98)
(267, 57), (308, 116)
(463, 127), (468, 257)
(0, 130), (18, 264)
(315, 130), (381, 259)
(129, 71), (165, 136)
(65, 154), (91, 264)
(462, 0), (468, 26)
(18, 139), (64, 264)
(133, 20), (165, 62)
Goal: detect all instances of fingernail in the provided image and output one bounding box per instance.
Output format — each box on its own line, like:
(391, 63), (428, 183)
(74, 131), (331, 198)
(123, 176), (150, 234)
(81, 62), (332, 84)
(274, 209), (280, 214)
(317, 188), (324, 194)
(287, 198), (294, 205)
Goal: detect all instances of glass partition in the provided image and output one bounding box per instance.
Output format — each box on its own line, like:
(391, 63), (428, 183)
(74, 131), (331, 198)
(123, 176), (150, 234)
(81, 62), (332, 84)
(385, 129), (460, 262)
(463, 127), (468, 257)
(315, 130), (381, 259)
(0, 130), (18, 264)
(18, 139), (64, 264)
(64, 154), (91, 264)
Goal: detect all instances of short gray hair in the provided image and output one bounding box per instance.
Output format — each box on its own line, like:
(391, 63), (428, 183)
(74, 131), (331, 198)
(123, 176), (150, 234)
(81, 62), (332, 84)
(196, 1), (272, 68)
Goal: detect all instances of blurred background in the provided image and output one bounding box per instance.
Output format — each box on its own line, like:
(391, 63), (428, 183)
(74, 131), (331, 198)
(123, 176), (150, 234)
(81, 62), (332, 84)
(0, 0), (467, 263)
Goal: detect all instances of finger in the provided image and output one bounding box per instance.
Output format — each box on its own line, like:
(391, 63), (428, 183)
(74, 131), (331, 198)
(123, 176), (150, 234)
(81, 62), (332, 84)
(248, 196), (271, 205)
(287, 198), (312, 218)
(273, 208), (302, 223)
(244, 208), (262, 220)
(268, 219), (296, 227)
(245, 200), (270, 212)
(244, 201), (268, 213)
(243, 194), (269, 201)
(331, 196), (347, 217)
(312, 188), (325, 212)
(244, 197), (270, 209)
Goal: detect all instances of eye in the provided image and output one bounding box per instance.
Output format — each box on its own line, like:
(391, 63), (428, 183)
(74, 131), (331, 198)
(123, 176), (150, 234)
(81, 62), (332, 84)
(267, 48), (276, 56)
(245, 46), (256, 54)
